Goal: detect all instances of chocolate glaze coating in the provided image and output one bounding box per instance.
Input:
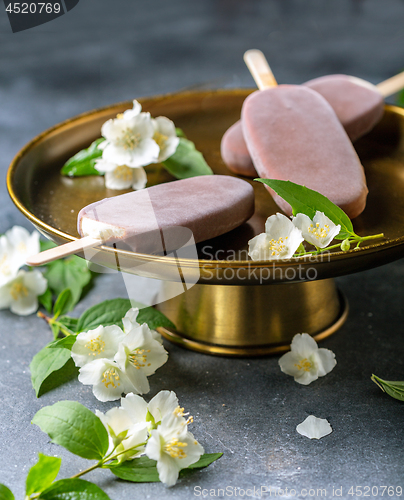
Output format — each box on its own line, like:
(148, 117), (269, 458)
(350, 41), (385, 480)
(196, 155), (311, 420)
(242, 85), (368, 219)
(78, 175), (255, 254)
(304, 74), (384, 142)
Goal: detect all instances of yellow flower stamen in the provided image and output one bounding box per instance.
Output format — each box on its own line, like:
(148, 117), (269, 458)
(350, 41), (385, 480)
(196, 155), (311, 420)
(118, 130), (141, 150)
(268, 236), (289, 257)
(102, 367), (120, 389)
(17, 242), (27, 253)
(308, 223), (330, 240)
(153, 131), (168, 150)
(85, 336), (105, 356)
(165, 438), (188, 459)
(0, 255), (11, 276)
(294, 358), (313, 372)
(173, 406), (194, 424)
(129, 348), (151, 370)
(113, 165), (133, 182)
(10, 282), (29, 301)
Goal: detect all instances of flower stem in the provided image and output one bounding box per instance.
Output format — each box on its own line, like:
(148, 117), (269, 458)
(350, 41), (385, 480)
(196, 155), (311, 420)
(70, 461), (102, 479)
(353, 233), (384, 242)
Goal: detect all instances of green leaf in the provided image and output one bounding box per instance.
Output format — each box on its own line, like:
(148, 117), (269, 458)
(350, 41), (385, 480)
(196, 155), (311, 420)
(135, 303), (175, 331)
(53, 289), (74, 318)
(45, 256), (92, 308)
(26, 453), (61, 496)
(175, 127), (187, 138)
(58, 316), (79, 334)
(76, 298), (175, 333)
(40, 240), (57, 252)
(0, 484), (14, 500)
(76, 298), (132, 332)
(108, 456), (160, 482)
(397, 88), (404, 107)
(32, 401), (109, 461)
(38, 288), (53, 313)
(30, 346), (78, 397)
(48, 335), (77, 350)
(256, 179), (354, 240)
(371, 374), (404, 402)
(162, 137), (213, 179)
(61, 138), (104, 177)
(109, 453), (222, 483)
(39, 479), (111, 500)
(186, 452), (223, 469)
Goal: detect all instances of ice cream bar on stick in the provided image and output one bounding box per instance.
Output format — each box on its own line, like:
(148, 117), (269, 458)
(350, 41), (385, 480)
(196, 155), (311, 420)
(304, 75), (384, 142)
(222, 56), (404, 175)
(26, 175), (255, 267)
(220, 50), (278, 178)
(305, 70), (404, 142)
(241, 50), (368, 219)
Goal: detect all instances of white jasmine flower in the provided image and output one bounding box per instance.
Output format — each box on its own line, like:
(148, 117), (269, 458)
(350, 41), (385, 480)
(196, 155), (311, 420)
(95, 406), (147, 462)
(152, 116), (179, 162)
(101, 112), (159, 168)
(145, 413), (204, 486)
(293, 211), (341, 248)
(114, 323), (168, 394)
(0, 236), (15, 286)
(123, 307), (163, 344)
(121, 100), (142, 120)
(0, 227), (40, 284)
(296, 415), (333, 439)
(5, 226), (40, 269)
(0, 269), (47, 316)
(78, 358), (137, 402)
(95, 160), (147, 190)
(278, 333), (336, 385)
(71, 324), (126, 368)
(120, 390), (189, 429)
(248, 213), (304, 261)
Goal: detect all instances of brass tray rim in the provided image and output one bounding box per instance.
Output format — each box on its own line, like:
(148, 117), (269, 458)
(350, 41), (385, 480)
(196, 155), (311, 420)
(6, 89), (404, 271)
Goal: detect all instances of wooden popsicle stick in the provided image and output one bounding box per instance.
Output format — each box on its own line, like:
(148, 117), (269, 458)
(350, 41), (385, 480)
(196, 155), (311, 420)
(376, 70), (404, 98)
(26, 235), (102, 267)
(243, 50), (278, 90)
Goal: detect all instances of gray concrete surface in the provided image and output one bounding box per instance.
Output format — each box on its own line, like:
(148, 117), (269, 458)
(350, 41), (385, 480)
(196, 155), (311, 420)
(0, 1), (404, 498)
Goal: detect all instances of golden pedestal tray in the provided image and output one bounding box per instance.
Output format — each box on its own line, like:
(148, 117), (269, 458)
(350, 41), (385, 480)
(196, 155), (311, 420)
(7, 90), (404, 356)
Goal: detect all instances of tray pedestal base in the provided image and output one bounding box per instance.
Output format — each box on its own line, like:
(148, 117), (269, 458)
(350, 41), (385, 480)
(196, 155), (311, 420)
(157, 278), (348, 356)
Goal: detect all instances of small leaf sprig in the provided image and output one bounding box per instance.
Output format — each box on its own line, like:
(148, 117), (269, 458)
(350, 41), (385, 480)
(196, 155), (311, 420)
(33, 298), (174, 399)
(371, 374), (404, 402)
(61, 100), (213, 188)
(0, 397), (222, 498)
(249, 179), (384, 260)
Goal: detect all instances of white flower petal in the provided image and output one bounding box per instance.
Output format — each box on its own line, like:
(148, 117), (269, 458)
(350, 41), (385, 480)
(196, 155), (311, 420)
(316, 348), (337, 377)
(78, 358), (134, 402)
(248, 213), (304, 261)
(145, 414), (203, 486)
(94, 159), (118, 173)
(279, 333), (336, 385)
(104, 166), (134, 190)
(120, 393), (148, 424)
(122, 308), (141, 333)
(0, 270), (47, 316)
(122, 100), (142, 120)
(148, 390), (179, 423)
(293, 211), (341, 248)
(71, 325), (125, 367)
(296, 415), (332, 439)
(114, 323), (168, 381)
(153, 116), (180, 162)
(290, 333), (319, 358)
(131, 167), (147, 190)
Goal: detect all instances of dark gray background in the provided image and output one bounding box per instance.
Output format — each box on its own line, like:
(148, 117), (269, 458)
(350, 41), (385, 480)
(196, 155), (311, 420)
(0, 1), (404, 498)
